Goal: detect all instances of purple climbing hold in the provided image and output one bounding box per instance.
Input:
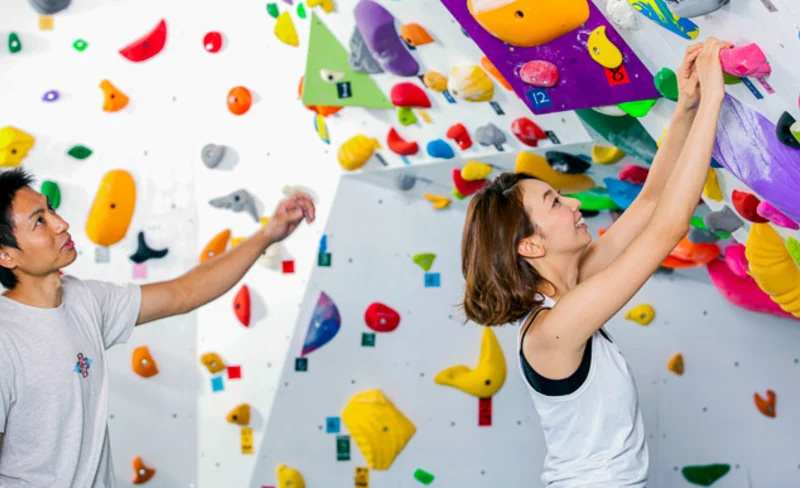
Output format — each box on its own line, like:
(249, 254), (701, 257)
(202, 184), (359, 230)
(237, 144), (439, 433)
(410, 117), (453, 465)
(519, 60), (560, 88)
(301, 291), (341, 356)
(42, 90), (60, 102)
(353, 0), (419, 77)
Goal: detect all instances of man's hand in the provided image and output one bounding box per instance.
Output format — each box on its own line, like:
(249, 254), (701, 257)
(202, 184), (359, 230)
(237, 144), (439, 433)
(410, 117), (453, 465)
(263, 192), (316, 243)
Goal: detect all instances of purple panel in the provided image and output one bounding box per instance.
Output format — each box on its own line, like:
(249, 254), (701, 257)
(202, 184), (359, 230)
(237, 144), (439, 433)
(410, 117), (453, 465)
(440, 0), (660, 115)
(712, 94), (800, 224)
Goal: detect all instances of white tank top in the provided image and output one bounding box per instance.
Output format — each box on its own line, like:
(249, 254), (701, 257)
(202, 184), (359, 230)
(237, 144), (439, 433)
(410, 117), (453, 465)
(517, 295), (649, 487)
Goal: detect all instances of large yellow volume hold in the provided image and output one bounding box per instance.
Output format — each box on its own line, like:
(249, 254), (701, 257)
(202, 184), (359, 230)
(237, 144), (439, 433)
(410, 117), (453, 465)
(468, 0), (589, 47)
(85, 170), (136, 247)
(0, 126), (35, 167)
(341, 389), (416, 470)
(745, 223), (800, 318)
(435, 327), (506, 398)
(516, 152), (595, 192)
(338, 135), (381, 171)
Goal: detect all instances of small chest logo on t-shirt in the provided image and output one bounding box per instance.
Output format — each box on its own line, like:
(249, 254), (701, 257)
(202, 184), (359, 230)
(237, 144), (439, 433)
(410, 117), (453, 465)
(73, 352), (94, 378)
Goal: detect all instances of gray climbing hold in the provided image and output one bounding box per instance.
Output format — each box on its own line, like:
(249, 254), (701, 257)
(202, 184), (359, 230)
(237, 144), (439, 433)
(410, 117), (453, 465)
(201, 143), (226, 168)
(665, 0), (730, 18)
(394, 172), (417, 191)
(703, 206), (744, 234)
(30, 0), (71, 14)
(687, 226), (720, 244)
(209, 189), (259, 222)
(348, 27), (384, 74)
(475, 123), (507, 151)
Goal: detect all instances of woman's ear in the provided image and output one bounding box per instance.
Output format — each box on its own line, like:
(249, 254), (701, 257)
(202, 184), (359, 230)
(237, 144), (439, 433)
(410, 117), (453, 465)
(517, 236), (545, 259)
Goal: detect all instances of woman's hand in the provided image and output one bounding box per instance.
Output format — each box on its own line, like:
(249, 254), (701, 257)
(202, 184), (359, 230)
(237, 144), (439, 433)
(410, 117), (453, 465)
(676, 43), (703, 111)
(695, 37), (734, 105)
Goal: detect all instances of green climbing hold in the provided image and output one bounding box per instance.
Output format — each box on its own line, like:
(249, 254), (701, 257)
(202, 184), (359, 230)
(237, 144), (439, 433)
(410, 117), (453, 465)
(617, 99), (659, 118)
(398, 107), (417, 126)
(412, 253), (436, 272)
(8, 33), (21, 53)
(451, 188), (465, 200)
(413, 468), (435, 485)
(73, 39), (88, 52)
(682, 464), (730, 486)
(267, 3), (279, 18)
(564, 187), (618, 211)
(722, 72), (742, 85)
(690, 216), (731, 238)
(787, 237), (800, 267)
(40, 181), (61, 209)
(296, 3), (307, 18)
(654, 68), (678, 102)
(67, 145), (92, 160)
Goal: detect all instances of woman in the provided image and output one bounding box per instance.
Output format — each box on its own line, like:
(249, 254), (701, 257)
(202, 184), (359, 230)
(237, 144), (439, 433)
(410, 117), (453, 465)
(460, 38), (732, 487)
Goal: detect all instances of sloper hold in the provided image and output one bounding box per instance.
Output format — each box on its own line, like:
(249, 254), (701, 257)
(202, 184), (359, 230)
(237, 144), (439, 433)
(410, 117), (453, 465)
(468, 0), (589, 47)
(546, 151), (591, 174)
(435, 327), (506, 398)
(606, 0), (641, 29)
(776, 112), (800, 149)
(132, 457), (156, 484)
(452, 168), (487, 196)
(461, 161), (493, 181)
(516, 152), (595, 192)
(349, 27), (384, 74)
(667, 353), (684, 375)
(427, 140), (454, 159)
(200, 229), (231, 262)
(724, 243), (751, 280)
(654, 67), (678, 101)
(386, 128), (418, 156)
(618, 99), (658, 118)
(276, 464), (306, 488)
(390, 82), (430, 108)
(200, 352), (226, 373)
(703, 206), (743, 234)
(129, 231), (168, 263)
(275, 11), (299, 47)
(339, 135), (381, 170)
(731, 190), (768, 223)
(519, 60), (560, 88)
(592, 145), (625, 165)
(353, 0), (419, 76)
(394, 172), (417, 190)
(720, 43), (770, 78)
(682, 464), (729, 486)
(234, 285), (251, 326)
(588, 26), (623, 69)
(628, 0), (700, 40)
(667, 237), (721, 268)
(412, 253), (436, 271)
(666, 0), (730, 18)
(757, 201), (799, 230)
(227, 403), (251, 425)
(119, 19), (167, 62)
(30, 0), (71, 14)
(475, 123), (506, 151)
(754, 389), (776, 418)
(0, 126), (35, 167)
(576, 109), (658, 164)
(618, 164), (649, 184)
(447, 64), (493, 102)
(365, 302), (400, 332)
(446, 123), (472, 150)
(707, 259), (798, 320)
(564, 187), (617, 211)
(131, 346), (159, 378)
(201, 143), (226, 168)
(86, 170), (136, 247)
(422, 71), (447, 92)
(603, 177), (642, 209)
(302, 291), (341, 355)
(745, 223), (800, 318)
(41, 181), (61, 209)
(400, 23), (433, 47)
(688, 227), (719, 244)
(209, 188), (259, 222)
(99, 80), (129, 112)
(511, 118), (547, 147)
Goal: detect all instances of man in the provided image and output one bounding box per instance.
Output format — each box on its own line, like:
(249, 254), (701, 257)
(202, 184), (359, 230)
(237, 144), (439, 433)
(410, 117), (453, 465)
(0, 168), (315, 487)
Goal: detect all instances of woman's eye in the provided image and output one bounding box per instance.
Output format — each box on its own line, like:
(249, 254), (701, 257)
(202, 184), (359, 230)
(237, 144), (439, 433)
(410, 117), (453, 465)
(552, 197), (560, 208)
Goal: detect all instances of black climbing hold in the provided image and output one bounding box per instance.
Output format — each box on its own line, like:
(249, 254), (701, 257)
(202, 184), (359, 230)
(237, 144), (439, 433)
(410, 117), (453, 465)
(129, 231), (169, 264)
(776, 111), (800, 149)
(545, 151), (591, 174)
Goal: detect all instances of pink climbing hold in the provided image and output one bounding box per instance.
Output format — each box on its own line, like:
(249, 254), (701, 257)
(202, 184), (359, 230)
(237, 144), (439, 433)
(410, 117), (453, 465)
(720, 43), (771, 78)
(618, 164), (649, 185)
(519, 60), (560, 88)
(707, 259), (798, 321)
(724, 243), (752, 281)
(757, 200), (800, 230)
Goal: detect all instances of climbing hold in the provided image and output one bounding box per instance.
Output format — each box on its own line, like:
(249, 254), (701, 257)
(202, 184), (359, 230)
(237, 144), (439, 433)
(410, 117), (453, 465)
(119, 19), (167, 62)
(131, 457), (156, 484)
(447, 64), (494, 102)
(461, 162), (493, 181)
(209, 189), (259, 223)
(86, 170), (136, 247)
(708, 258), (798, 320)
(394, 172), (419, 191)
(591, 105), (628, 117)
(354, 0), (419, 76)
(776, 112), (800, 149)
(129, 231), (168, 264)
(724, 243), (750, 280)
(592, 145), (625, 165)
(722, 72), (741, 85)
(8, 33), (21, 54)
(667, 353), (684, 375)
(519, 60), (560, 88)
(603, 177), (642, 210)
(267, 3), (280, 17)
(200, 352), (226, 374)
(703, 167), (722, 202)
(201, 143), (226, 168)
(203, 32), (223, 53)
(757, 201), (799, 230)
(296, 3), (307, 17)
(234, 285), (251, 327)
(412, 253), (436, 271)
(349, 27), (384, 75)
(625, 304), (655, 325)
(618, 99), (658, 118)
(511, 118), (548, 147)
(792, 120), (800, 145)
(314, 113), (330, 144)
(131, 346), (159, 378)
(516, 152), (595, 192)
(30, 0), (71, 14)
(452, 168), (488, 196)
(475, 123), (506, 151)
(588, 26), (623, 69)
(667, 0), (730, 17)
(435, 327), (506, 397)
(414, 468), (435, 485)
(480, 56), (513, 91)
(546, 151), (591, 175)
(276, 464), (306, 488)
(99, 80), (129, 112)
(688, 227), (719, 244)
(73, 39), (88, 51)
(628, 0), (700, 40)
(618, 164), (649, 184)
(703, 206), (744, 234)
(400, 23), (433, 47)
(397, 107), (417, 126)
(308, 0), (334, 13)
(654, 67), (679, 101)
(691, 216), (730, 239)
(227, 86), (252, 115)
(365, 303), (400, 332)
(40, 181), (60, 209)
(341, 389), (416, 470)
(745, 223), (800, 318)
(275, 11), (299, 47)
(67, 145), (92, 160)
(720, 43), (770, 78)
(302, 291), (341, 355)
(390, 82), (431, 108)
(754, 389), (776, 418)
(606, 0), (641, 29)
(731, 190), (768, 223)
(338, 135), (381, 171)
(446, 123), (472, 150)
(386, 128), (419, 156)
(468, 0), (589, 47)
(423, 194), (451, 210)
(42, 90), (60, 102)
(681, 464), (730, 486)
(564, 187), (617, 211)
(227, 403), (251, 425)
(0, 126), (35, 167)
(422, 72), (447, 92)
(788, 237), (800, 267)
(200, 229), (231, 263)
(667, 237), (721, 268)
(426, 140), (454, 159)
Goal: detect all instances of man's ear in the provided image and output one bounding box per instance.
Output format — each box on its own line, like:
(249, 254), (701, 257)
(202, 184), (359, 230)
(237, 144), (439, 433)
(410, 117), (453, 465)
(517, 236), (545, 259)
(0, 248), (17, 271)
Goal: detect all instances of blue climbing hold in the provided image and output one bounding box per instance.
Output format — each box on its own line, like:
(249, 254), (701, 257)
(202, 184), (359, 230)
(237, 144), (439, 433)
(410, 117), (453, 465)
(319, 234), (327, 253)
(603, 177), (643, 210)
(426, 139), (455, 159)
(710, 157), (723, 168)
(301, 291), (341, 356)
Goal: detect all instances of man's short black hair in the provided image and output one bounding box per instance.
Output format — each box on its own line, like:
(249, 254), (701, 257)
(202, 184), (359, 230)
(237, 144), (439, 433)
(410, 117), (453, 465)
(0, 168), (35, 289)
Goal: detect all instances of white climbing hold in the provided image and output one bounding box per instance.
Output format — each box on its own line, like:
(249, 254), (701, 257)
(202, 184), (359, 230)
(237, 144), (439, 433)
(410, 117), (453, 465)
(606, 0), (641, 30)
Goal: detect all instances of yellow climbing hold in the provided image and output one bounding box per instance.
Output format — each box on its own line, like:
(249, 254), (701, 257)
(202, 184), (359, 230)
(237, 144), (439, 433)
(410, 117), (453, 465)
(274, 11), (299, 47)
(667, 353), (684, 375)
(703, 167), (722, 202)
(231, 237), (245, 247)
(308, 0), (334, 13)
(745, 223), (800, 318)
(461, 161), (493, 181)
(625, 304), (655, 325)
(592, 144), (625, 165)
(435, 327), (506, 398)
(338, 135), (381, 171)
(447, 64), (494, 102)
(424, 193), (451, 210)
(787, 237), (800, 267)
(657, 129), (667, 147)
(0, 126), (35, 167)
(516, 152), (595, 192)
(341, 389), (416, 471)
(423, 71), (448, 92)
(587, 26), (623, 69)
(200, 352), (226, 374)
(276, 464), (306, 488)
(227, 403), (251, 426)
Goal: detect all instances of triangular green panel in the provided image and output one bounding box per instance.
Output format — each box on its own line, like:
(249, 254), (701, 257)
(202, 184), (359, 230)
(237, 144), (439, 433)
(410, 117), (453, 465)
(413, 253), (436, 272)
(302, 12), (393, 109)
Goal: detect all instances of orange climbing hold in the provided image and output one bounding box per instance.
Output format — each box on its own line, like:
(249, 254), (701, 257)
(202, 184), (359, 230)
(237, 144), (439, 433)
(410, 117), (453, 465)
(201, 229), (231, 263)
(480, 56), (512, 91)
(662, 237), (720, 269)
(234, 285), (251, 327)
(754, 389), (776, 418)
(131, 346), (159, 378)
(227, 403), (251, 425)
(86, 170), (136, 247)
(99, 79), (129, 112)
(132, 457), (156, 484)
(400, 23), (434, 47)
(227, 86), (252, 115)
(298, 76), (343, 117)
(667, 353), (684, 376)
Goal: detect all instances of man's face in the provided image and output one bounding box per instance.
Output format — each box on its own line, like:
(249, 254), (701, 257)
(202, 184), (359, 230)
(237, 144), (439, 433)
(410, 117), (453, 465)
(0, 187), (77, 281)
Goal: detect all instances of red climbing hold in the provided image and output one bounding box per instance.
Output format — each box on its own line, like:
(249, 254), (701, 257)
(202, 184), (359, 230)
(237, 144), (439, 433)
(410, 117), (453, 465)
(446, 123), (472, 150)
(618, 164), (649, 185)
(387, 128), (419, 156)
(452, 168), (488, 196)
(754, 389), (776, 418)
(119, 19), (167, 63)
(511, 118), (547, 147)
(365, 302), (400, 332)
(519, 60), (560, 88)
(234, 285), (251, 327)
(203, 31), (223, 53)
(732, 190), (768, 223)
(390, 82), (431, 108)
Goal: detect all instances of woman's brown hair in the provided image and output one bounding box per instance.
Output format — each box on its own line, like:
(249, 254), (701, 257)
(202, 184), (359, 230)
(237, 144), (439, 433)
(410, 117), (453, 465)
(460, 172), (553, 326)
